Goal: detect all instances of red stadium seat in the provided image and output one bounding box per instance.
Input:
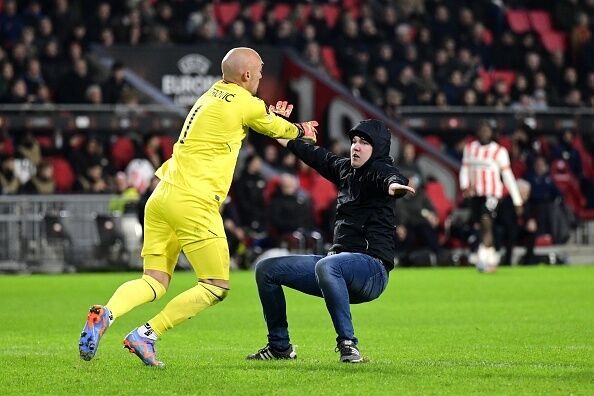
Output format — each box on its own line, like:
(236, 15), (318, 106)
(424, 135), (443, 150)
(263, 176), (281, 204)
(49, 156), (75, 192)
(535, 234), (553, 246)
(322, 4), (341, 28)
(0, 136), (15, 156)
(159, 135), (174, 160)
(550, 159), (586, 215)
(343, 0), (361, 19)
(498, 135), (512, 152)
(321, 46), (341, 80)
(478, 69), (493, 91)
(528, 10), (552, 34)
(294, 4), (312, 28)
(214, 2), (241, 28)
(274, 3), (292, 21)
(541, 31), (566, 53)
(478, 70), (515, 93)
(249, 2), (266, 23)
(578, 209), (594, 220)
(36, 135), (53, 150)
(572, 135), (594, 181)
(425, 180), (453, 226)
(506, 10), (531, 34)
(111, 136), (135, 171)
(492, 70), (516, 93)
(482, 28), (494, 45)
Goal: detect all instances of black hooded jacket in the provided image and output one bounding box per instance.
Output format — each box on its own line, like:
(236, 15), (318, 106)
(287, 120), (408, 271)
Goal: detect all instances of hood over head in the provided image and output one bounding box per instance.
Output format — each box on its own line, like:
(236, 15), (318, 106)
(347, 119), (392, 164)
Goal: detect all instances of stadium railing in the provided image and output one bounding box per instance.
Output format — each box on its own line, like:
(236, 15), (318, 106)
(0, 195), (142, 273)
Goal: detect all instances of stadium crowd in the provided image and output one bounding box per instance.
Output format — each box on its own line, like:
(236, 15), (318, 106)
(1, 0), (593, 108)
(1, 0), (594, 266)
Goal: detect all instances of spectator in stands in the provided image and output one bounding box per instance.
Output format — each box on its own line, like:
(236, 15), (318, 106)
(233, 154), (268, 234)
(85, 84), (102, 105)
(23, 58), (45, 95)
(0, 156), (20, 194)
(302, 41), (328, 75)
(0, 61), (15, 99)
(142, 134), (164, 170)
(109, 171), (140, 214)
(102, 61), (128, 104)
(6, 78), (29, 103)
(398, 142), (423, 182)
(395, 174), (441, 266)
(250, 22), (268, 45)
(21, 160), (55, 194)
(73, 161), (109, 193)
(16, 131), (41, 167)
(57, 58), (94, 103)
(524, 156), (562, 236)
(268, 172), (314, 244)
(69, 136), (110, 177)
(137, 175), (159, 231)
(0, 0), (23, 47)
(552, 129), (582, 177)
(36, 16), (54, 50)
(459, 120), (523, 272)
(225, 20), (251, 47)
(495, 179), (536, 265)
(297, 159), (338, 232)
(40, 39), (63, 92)
(220, 196), (246, 268)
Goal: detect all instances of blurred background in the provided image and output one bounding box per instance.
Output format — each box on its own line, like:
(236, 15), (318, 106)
(0, 0), (593, 273)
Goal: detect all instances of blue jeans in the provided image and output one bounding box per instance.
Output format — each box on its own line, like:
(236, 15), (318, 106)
(254, 252), (389, 350)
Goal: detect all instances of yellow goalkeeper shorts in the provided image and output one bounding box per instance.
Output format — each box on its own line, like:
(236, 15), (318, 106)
(141, 181), (230, 280)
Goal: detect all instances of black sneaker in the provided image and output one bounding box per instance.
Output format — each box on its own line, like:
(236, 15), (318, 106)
(246, 344), (297, 360)
(336, 340), (366, 363)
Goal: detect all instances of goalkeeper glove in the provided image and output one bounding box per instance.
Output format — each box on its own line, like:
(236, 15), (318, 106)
(295, 121), (319, 144)
(268, 100), (293, 118)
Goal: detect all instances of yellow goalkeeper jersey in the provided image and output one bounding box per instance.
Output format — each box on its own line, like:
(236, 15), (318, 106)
(155, 80), (299, 205)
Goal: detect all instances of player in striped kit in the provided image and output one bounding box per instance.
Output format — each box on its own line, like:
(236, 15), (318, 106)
(459, 121), (523, 272)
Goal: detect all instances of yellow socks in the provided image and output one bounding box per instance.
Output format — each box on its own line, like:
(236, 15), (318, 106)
(148, 282), (228, 336)
(105, 275), (167, 319)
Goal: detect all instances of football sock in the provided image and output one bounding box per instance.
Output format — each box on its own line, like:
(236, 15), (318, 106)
(106, 275), (167, 320)
(148, 282), (228, 337)
(137, 323), (158, 341)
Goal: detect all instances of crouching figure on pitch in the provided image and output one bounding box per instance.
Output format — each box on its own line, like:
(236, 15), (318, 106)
(247, 118), (414, 363)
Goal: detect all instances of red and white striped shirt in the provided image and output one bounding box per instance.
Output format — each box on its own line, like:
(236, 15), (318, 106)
(459, 140), (523, 206)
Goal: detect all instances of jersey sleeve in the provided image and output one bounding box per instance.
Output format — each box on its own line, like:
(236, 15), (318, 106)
(243, 96), (300, 139)
(459, 143), (470, 189)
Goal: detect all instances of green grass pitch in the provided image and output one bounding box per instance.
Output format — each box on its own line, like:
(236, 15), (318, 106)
(0, 266), (592, 395)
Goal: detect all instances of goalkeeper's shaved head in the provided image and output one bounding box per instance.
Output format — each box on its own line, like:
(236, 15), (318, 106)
(221, 47), (263, 95)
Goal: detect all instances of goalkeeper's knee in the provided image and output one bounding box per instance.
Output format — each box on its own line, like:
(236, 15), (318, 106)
(198, 282), (229, 305)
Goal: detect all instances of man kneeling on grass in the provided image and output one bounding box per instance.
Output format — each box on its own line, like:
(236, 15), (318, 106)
(247, 119), (415, 363)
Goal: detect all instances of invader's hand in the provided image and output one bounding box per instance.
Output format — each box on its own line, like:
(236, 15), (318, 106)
(389, 182), (415, 197)
(295, 121), (318, 144)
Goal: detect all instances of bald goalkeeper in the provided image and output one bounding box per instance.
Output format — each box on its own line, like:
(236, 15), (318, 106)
(78, 47), (319, 367)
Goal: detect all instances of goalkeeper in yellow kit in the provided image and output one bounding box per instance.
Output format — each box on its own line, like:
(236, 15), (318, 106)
(78, 47), (318, 367)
